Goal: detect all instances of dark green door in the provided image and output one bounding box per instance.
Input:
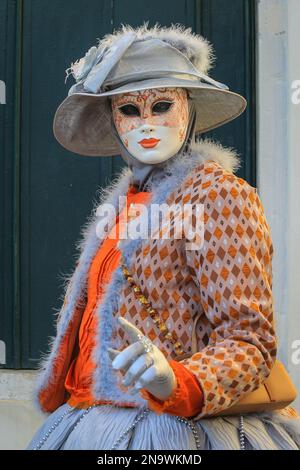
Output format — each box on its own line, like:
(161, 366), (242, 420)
(0, 0), (257, 369)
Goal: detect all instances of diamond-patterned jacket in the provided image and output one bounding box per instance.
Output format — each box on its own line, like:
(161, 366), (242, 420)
(33, 139), (277, 418)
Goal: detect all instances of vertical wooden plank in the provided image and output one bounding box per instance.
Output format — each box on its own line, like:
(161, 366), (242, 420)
(244, 0), (257, 185)
(12, 0), (23, 368)
(196, 0), (257, 184)
(111, 0), (189, 29)
(20, 0), (113, 367)
(0, 0), (12, 368)
(0, 0), (22, 368)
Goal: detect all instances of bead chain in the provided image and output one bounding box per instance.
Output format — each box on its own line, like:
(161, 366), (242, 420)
(110, 407), (151, 450)
(34, 404), (202, 450)
(33, 404), (98, 450)
(33, 408), (70, 450)
(120, 258), (186, 358)
(239, 415), (245, 450)
(174, 416), (202, 450)
(111, 409), (245, 451)
(110, 407), (202, 450)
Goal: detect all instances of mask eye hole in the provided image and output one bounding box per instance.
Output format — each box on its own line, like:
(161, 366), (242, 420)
(118, 104), (140, 117)
(152, 101), (174, 114)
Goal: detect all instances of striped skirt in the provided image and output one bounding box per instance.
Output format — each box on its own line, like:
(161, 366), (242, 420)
(25, 403), (300, 450)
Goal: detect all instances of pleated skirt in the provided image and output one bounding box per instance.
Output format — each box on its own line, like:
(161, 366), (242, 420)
(25, 402), (300, 450)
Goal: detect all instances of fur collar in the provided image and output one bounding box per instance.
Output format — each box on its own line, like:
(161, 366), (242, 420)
(73, 137), (240, 258)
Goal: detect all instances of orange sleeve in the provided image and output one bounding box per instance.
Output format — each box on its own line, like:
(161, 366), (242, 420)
(140, 359), (204, 418)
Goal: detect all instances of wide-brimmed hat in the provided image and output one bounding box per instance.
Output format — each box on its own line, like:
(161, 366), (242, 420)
(53, 23), (247, 157)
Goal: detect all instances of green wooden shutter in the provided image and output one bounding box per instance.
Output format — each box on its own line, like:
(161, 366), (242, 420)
(1, 0), (23, 368)
(0, 0), (257, 369)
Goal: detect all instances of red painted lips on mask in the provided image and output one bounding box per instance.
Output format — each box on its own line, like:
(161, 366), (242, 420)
(138, 138), (161, 148)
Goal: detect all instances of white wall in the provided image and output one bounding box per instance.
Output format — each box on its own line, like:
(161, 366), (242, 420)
(0, 370), (45, 450)
(257, 0), (300, 411)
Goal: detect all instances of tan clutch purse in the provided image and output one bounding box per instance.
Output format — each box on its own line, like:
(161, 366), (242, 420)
(213, 359), (297, 416)
(120, 258), (298, 416)
(174, 312), (298, 416)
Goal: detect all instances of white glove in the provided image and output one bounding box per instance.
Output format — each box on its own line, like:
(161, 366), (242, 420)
(108, 316), (177, 401)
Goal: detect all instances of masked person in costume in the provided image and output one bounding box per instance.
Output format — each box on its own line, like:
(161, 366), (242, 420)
(26, 23), (300, 450)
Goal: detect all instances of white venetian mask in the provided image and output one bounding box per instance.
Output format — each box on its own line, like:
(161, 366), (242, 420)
(111, 87), (189, 164)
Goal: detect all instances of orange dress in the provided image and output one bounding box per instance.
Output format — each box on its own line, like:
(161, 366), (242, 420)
(65, 184), (204, 418)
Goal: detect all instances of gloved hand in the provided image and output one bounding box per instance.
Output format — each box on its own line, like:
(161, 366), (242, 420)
(108, 316), (177, 401)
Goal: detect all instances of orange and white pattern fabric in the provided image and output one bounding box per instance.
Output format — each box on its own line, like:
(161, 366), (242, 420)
(116, 161), (277, 418)
(181, 167), (277, 417)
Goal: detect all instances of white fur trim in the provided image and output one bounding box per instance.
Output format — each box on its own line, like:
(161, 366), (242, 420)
(95, 22), (215, 75)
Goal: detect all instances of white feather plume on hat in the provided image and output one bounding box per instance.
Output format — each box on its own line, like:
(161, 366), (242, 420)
(94, 21), (215, 75)
(65, 21), (215, 85)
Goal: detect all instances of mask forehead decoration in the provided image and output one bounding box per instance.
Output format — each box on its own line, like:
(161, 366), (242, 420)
(111, 87), (189, 165)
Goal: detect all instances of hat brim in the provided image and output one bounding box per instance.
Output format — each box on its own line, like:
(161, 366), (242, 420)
(53, 77), (247, 157)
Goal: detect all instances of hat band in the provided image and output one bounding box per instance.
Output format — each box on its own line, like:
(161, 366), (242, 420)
(102, 70), (199, 91)
(102, 70), (228, 93)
